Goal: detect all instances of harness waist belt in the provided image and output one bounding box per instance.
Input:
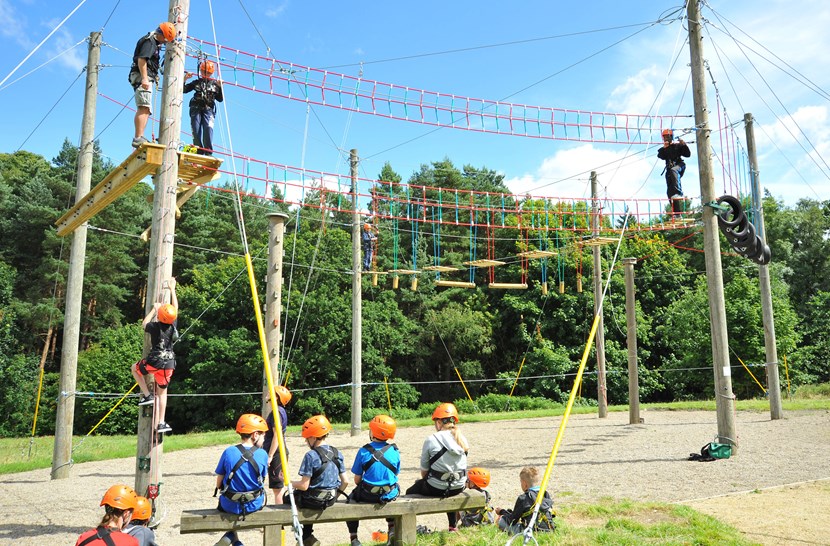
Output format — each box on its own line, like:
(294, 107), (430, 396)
(222, 488), (264, 503)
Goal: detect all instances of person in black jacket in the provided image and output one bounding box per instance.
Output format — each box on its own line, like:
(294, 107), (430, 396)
(495, 466), (555, 535)
(657, 128), (691, 214)
(183, 60), (224, 155)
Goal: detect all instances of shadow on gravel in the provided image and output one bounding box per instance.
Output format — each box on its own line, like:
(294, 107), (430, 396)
(0, 523), (88, 540)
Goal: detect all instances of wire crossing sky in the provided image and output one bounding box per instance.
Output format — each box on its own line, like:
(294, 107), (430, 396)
(1, 0), (829, 205)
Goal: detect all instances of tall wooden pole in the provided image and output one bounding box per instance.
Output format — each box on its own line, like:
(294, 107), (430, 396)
(744, 113), (783, 420)
(263, 213), (289, 418)
(590, 171), (608, 418)
(52, 31), (100, 480)
(136, 0), (189, 496)
(623, 257), (640, 424)
(688, 0), (738, 450)
(350, 149), (363, 436)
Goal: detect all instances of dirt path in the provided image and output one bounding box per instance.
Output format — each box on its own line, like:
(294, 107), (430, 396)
(2, 409), (827, 545)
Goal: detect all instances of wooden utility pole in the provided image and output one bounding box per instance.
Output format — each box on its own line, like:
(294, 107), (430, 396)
(590, 171), (608, 418)
(623, 257), (640, 425)
(688, 0), (738, 450)
(744, 113), (783, 420)
(350, 149), (362, 436)
(136, 0), (189, 496)
(52, 31), (100, 480)
(263, 213), (289, 417)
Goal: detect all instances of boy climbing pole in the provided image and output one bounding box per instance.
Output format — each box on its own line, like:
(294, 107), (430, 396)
(657, 128), (691, 215)
(132, 278), (178, 434)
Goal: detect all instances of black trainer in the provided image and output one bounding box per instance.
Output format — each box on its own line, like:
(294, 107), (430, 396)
(138, 394), (155, 406)
(157, 422), (172, 433)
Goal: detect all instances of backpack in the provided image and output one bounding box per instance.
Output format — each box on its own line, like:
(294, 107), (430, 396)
(688, 437), (733, 462)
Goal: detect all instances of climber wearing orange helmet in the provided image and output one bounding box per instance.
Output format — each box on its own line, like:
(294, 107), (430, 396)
(344, 414), (401, 545)
(129, 22), (176, 148)
(124, 496), (158, 546)
(657, 127), (691, 215)
(75, 484), (139, 546)
(264, 385), (292, 504)
(183, 59), (224, 156)
(458, 467), (496, 527)
(213, 414), (270, 546)
(361, 221), (377, 271)
(405, 402), (470, 531)
(132, 278), (178, 434)
(291, 414), (349, 546)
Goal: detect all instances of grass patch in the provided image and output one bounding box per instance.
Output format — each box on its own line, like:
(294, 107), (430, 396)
(328, 499), (754, 545)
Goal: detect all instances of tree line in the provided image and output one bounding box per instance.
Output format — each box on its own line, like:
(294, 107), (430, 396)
(1, 141), (828, 437)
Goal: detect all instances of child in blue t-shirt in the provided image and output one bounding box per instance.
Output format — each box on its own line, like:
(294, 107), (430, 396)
(214, 414), (269, 546)
(289, 415), (348, 546)
(345, 415), (400, 546)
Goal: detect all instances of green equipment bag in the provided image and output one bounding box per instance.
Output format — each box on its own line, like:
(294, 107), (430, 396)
(706, 436), (733, 459)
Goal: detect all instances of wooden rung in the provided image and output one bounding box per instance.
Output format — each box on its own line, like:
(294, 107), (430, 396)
(517, 250), (558, 259)
(463, 259), (506, 267)
(423, 265), (461, 272)
(488, 282), (528, 290)
(581, 236), (618, 247)
(388, 269), (419, 275)
(362, 271), (388, 275)
(434, 280), (476, 289)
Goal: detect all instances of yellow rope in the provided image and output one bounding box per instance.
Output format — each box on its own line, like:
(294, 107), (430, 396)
(783, 354), (791, 399)
(384, 376), (392, 413)
(454, 367), (475, 405)
(85, 383), (139, 437)
(507, 355), (526, 400)
(735, 354), (766, 394)
(29, 358), (48, 453)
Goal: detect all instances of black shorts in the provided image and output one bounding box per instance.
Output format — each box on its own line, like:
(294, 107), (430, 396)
(268, 454), (285, 490)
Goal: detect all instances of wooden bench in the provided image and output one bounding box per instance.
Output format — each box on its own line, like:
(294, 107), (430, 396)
(180, 490), (485, 545)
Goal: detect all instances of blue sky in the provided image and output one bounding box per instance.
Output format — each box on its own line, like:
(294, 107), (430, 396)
(2, 0), (829, 208)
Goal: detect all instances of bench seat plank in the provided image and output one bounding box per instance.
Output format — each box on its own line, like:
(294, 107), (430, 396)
(180, 491), (485, 545)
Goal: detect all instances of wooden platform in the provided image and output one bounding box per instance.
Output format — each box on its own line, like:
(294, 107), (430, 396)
(388, 269), (420, 275)
(55, 143), (164, 236)
(580, 236), (618, 247)
(434, 280), (476, 289)
(423, 265), (461, 272)
(517, 249), (558, 259)
(56, 144), (223, 237)
(463, 259), (505, 267)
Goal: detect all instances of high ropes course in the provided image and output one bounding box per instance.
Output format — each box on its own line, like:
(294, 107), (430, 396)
(187, 37), (691, 145)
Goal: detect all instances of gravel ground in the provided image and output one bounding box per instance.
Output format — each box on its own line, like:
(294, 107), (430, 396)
(2, 409), (828, 545)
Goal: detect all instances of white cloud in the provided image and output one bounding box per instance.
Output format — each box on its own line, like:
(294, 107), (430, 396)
(44, 24), (84, 73)
(0, 0), (32, 49)
(506, 144), (667, 201)
(265, 1), (289, 19)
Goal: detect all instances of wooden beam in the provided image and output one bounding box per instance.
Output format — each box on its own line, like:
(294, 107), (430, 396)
(463, 259), (505, 267)
(55, 143), (164, 236)
(580, 236), (618, 247)
(423, 265), (460, 272)
(435, 280), (476, 289)
(517, 249), (558, 259)
(388, 269), (419, 275)
(488, 282), (528, 290)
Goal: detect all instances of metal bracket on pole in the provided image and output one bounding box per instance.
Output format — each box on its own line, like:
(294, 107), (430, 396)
(138, 457), (151, 472)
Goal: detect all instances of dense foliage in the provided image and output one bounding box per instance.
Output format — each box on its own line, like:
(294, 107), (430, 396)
(1, 144), (827, 437)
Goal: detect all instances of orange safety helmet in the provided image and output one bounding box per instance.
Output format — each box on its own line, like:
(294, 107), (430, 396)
(199, 60), (215, 78)
(368, 414), (397, 440)
(302, 414), (332, 438)
(363, 223), (372, 231)
(236, 413), (268, 434)
(432, 402), (459, 423)
(132, 496), (153, 521)
(157, 22), (176, 42)
(661, 128), (673, 140)
(100, 484), (138, 511)
(274, 385), (292, 406)
(467, 467), (491, 489)
(157, 303), (177, 324)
